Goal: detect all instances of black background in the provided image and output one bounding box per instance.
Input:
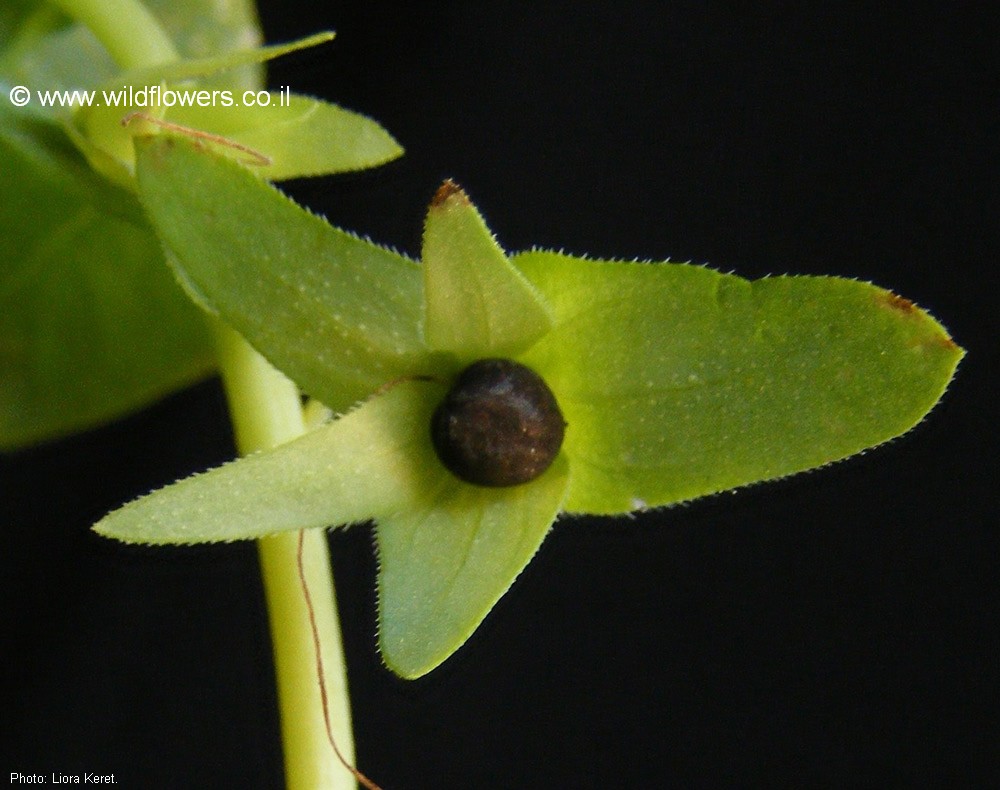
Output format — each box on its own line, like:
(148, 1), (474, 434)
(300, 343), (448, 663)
(3, 2), (997, 787)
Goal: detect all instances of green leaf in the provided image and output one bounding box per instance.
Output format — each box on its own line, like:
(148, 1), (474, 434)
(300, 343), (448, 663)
(151, 92), (403, 181)
(75, 32), (401, 182)
(0, 114), (212, 450)
(376, 453), (569, 679)
(421, 180), (552, 360)
(73, 31), (329, 170)
(514, 250), (964, 514)
(93, 380), (443, 544)
(134, 134), (428, 412)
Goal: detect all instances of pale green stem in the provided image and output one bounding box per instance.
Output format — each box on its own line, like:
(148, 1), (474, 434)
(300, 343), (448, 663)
(53, 1), (359, 787)
(47, 0), (177, 68)
(214, 323), (356, 790)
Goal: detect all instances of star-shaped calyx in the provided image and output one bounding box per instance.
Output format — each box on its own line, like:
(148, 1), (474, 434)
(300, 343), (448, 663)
(95, 136), (962, 678)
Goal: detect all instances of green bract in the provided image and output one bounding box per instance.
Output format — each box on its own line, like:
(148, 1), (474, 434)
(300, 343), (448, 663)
(94, 135), (964, 678)
(74, 31), (402, 186)
(0, 6), (401, 448)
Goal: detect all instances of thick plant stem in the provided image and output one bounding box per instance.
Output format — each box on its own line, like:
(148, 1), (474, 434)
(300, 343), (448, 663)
(214, 324), (357, 790)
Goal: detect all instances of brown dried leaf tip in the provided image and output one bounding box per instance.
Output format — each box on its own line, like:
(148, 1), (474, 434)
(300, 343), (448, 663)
(431, 178), (470, 208)
(878, 291), (960, 350)
(882, 291), (917, 314)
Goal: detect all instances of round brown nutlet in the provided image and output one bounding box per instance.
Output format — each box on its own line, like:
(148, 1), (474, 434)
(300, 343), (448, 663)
(430, 358), (566, 487)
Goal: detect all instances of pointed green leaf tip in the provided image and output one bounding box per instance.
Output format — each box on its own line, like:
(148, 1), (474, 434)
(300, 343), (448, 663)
(422, 180), (553, 359)
(93, 381), (442, 544)
(377, 454), (569, 678)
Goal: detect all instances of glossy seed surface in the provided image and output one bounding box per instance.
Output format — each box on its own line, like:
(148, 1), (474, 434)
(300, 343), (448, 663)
(430, 358), (565, 487)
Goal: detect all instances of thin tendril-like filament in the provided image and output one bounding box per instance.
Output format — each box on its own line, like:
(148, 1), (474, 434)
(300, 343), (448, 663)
(296, 531), (382, 790)
(121, 111), (272, 166)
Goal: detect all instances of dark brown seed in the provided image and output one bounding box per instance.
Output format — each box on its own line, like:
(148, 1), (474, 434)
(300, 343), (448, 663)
(430, 358), (565, 487)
